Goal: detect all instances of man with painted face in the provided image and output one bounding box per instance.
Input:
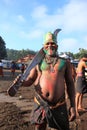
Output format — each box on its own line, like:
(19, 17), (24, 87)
(15, 29), (76, 130)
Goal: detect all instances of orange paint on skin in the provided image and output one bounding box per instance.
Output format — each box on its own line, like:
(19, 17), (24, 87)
(45, 76), (56, 92)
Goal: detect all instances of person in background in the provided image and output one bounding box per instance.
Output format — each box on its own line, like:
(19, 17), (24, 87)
(75, 54), (87, 117)
(20, 63), (25, 74)
(0, 60), (4, 77)
(11, 61), (16, 77)
(13, 29), (76, 130)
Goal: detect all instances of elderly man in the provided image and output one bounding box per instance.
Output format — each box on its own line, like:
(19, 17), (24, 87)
(11, 29), (76, 130)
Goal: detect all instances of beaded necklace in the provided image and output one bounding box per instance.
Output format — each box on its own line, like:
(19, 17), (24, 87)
(44, 55), (58, 72)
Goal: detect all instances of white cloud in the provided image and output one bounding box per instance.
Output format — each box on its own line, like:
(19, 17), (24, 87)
(16, 15), (26, 23)
(0, 0), (87, 52)
(59, 38), (79, 52)
(83, 36), (87, 50)
(2, 0), (13, 6)
(19, 29), (43, 39)
(61, 0), (87, 32)
(30, 0), (87, 33)
(0, 23), (11, 32)
(31, 5), (47, 19)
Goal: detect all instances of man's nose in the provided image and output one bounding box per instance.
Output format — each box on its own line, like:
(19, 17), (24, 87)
(48, 44), (52, 47)
(47, 46), (53, 49)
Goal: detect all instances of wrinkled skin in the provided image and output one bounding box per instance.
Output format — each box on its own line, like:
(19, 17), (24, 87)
(14, 42), (76, 130)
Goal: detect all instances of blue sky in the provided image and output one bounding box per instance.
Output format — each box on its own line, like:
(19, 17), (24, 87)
(0, 0), (87, 54)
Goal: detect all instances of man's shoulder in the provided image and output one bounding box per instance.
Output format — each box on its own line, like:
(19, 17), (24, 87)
(77, 60), (86, 69)
(58, 57), (67, 67)
(58, 57), (67, 65)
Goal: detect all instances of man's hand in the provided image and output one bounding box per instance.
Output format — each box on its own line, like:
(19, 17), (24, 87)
(13, 74), (21, 84)
(69, 107), (76, 121)
(7, 74), (22, 97)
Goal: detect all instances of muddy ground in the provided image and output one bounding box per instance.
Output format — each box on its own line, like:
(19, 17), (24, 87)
(0, 69), (87, 130)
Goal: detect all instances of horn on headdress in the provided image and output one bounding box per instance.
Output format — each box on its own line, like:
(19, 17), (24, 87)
(54, 29), (61, 37)
(53, 29), (61, 43)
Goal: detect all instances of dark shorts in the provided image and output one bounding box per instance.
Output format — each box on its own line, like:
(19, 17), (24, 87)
(75, 76), (87, 94)
(30, 96), (69, 130)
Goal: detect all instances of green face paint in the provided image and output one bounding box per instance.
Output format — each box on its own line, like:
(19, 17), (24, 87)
(43, 48), (56, 56)
(58, 59), (66, 71)
(43, 49), (48, 54)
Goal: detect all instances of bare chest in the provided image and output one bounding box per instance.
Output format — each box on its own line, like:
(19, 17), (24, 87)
(40, 58), (66, 73)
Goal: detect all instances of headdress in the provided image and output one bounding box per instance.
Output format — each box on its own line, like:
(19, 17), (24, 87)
(43, 29), (61, 45)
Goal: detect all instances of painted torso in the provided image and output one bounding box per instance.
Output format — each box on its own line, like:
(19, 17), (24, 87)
(34, 57), (67, 103)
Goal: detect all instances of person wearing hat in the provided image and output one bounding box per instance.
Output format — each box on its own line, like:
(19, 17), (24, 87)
(14, 29), (76, 130)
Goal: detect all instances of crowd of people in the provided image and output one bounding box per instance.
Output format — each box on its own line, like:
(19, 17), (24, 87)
(0, 61), (26, 77)
(1, 29), (87, 130)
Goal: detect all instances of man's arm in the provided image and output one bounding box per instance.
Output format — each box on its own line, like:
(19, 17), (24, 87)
(22, 67), (37, 86)
(65, 62), (75, 106)
(65, 61), (76, 121)
(7, 67), (37, 97)
(81, 57), (87, 61)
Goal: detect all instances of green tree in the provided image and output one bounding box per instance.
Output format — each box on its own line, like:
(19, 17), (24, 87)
(0, 36), (7, 59)
(7, 48), (36, 61)
(74, 48), (87, 59)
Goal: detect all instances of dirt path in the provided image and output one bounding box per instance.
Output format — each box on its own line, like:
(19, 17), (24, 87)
(0, 69), (87, 130)
(0, 69), (35, 130)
